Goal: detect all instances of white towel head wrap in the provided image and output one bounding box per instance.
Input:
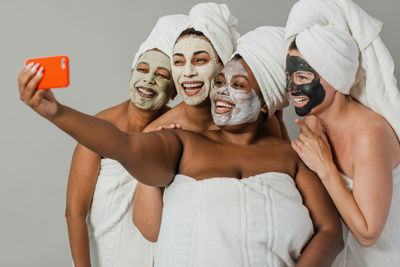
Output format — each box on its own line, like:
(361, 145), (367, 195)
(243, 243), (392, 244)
(132, 14), (190, 69)
(285, 0), (400, 140)
(233, 26), (288, 117)
(188, 2), (240, 64)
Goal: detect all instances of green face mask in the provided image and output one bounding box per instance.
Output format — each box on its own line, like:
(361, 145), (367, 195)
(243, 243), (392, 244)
(129, 50), (173, 110)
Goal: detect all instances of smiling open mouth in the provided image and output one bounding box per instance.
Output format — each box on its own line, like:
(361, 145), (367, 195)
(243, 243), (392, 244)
(290, 93), (309, 108)
(215, 99), (235, 114)
(181, 81), (204, 96)
(137, 86), (157, 98)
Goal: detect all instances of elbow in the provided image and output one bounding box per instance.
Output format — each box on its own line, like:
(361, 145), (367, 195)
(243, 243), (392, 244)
(327, 230), (344, 254)
(354, 225), (383, 247)
(65, 207), (88, 224)
(357, 234), (380, 247)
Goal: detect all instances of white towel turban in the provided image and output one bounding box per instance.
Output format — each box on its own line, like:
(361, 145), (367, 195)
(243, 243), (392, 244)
(234, 26), (288, 117)
(132, 14), (190, 69)
(285, 0), (400, 140)
(188, 2), (240, 64)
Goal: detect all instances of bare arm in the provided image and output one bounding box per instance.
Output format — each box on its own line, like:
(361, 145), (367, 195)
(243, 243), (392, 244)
(295, 161), (343, 267)
(65, 144), (101, 267)
(292, 118), (395, 247)
(18, 65), (182, 187)
(320, 129), (393, 246)
(132, 183), (164, 242)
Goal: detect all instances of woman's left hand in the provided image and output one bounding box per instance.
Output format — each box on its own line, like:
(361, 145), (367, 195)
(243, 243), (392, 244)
(291, 118), (335, 179)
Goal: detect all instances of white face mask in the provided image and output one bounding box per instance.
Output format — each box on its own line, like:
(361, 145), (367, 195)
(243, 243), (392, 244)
(210, 60), (262, 126)
(129, 50), (173, 110)
(172, 36), (220, 106)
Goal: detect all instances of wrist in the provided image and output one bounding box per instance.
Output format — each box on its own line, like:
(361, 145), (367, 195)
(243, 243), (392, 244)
(317, 161), (338, 182)
(48, 101), (63, 122)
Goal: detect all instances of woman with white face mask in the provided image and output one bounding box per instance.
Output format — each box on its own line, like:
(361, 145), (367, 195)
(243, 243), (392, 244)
(18, 26), (342, 267)
(285, 0), (400, 265)
(64, 14), (187, 267)
(133, 2), (289, 242)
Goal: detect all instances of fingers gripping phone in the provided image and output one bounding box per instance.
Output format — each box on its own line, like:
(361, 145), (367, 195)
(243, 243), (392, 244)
(25, 55), (69, 89)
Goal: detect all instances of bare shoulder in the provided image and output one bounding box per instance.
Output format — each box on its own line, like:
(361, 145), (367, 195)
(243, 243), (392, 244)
(94, 100), (129, 124)
(144, 102), (185, 132)
(352, 112), (398, 148)
(351, 111), (400, 165)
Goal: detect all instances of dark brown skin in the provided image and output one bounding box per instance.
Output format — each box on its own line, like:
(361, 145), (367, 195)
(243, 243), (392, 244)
(18, 58), (342, 266)
(132, 36), (284, 242)
(65, 100), (169, 267)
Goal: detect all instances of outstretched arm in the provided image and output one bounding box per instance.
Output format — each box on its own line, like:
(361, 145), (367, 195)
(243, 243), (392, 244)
(295, 161), (343, 267)
(18, 65), (182, 187)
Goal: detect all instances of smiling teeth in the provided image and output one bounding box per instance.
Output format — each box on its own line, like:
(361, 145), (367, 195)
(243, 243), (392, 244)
(216, 101), (234, 108)
(293, 97), (308, 103)
(138, 87), (155, 96)
(183, 83), (203, 88)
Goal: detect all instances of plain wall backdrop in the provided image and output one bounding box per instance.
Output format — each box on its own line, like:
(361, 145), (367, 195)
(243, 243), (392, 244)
(1, 0), (399, 266)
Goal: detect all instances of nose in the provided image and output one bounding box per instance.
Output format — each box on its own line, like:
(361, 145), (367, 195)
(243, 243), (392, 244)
(216, 85), (230, 96)
(143, 72), (156, 85)
(183, 63), (198, 77)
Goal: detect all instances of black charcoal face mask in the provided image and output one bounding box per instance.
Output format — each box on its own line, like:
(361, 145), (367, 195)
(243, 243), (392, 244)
(286, 55), (326, 116)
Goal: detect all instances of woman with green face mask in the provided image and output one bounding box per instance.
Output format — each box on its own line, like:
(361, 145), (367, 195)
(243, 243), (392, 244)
(64, 14), (188, 267)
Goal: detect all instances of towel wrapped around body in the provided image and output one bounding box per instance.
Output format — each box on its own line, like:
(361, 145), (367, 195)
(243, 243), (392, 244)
(154, 172), (314, 267)
(87, 158), (154, 267)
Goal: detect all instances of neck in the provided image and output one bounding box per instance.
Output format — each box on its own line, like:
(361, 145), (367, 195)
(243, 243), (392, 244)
(314, 93), (357, 137)
(219, 115), (265, 145)
(183, 98), (215, 130)
(126, 101), (166, 132)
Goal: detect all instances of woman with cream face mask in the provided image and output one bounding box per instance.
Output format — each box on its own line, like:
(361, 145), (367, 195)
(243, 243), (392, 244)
(64, 14), (185, 267)
(133, 3), (289, 241)
(17, 26), (343, 267)
(285, 0), (400, 265)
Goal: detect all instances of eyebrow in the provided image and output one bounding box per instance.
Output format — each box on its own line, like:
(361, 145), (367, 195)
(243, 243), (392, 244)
(156, 66), (170, 72)
(137, 62), (149, 66)
(173, 53), (184, 57)
(232, 74), (249, 81)
(193, 50), (209, 56)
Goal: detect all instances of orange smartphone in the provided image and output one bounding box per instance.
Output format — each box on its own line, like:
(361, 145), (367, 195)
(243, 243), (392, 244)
(25, 55), (69, 89)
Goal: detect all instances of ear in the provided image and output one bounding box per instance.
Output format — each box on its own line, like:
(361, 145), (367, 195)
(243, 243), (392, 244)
(261, 102), (268, 115)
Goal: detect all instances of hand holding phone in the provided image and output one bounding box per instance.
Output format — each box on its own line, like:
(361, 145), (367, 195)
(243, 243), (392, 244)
(25, 55), (69, 89)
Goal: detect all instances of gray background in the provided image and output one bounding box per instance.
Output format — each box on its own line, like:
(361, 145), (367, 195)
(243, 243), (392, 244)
(1, 0), (399, 266)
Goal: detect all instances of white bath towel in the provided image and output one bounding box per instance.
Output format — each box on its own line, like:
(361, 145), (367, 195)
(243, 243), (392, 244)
(285, 0), (400, 141)
(234, 26), (288, 117)
(132, 14), (190, 69)
(188, 2), (240, 64)
(154, 172), (314, 267)
(87, 158), (154, 267)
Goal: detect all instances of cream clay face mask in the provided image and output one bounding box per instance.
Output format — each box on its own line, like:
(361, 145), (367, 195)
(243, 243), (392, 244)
(172, 36), (220, 106)
(210, 59), (262, 126)
(129, 50), (173, 110)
